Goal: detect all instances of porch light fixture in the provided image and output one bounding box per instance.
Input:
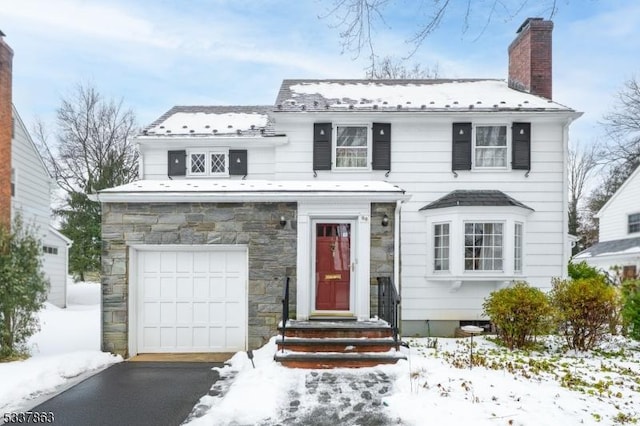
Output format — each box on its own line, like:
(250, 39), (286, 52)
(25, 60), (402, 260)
(381, 214), (389, 227)
(279, 215), (287, 227)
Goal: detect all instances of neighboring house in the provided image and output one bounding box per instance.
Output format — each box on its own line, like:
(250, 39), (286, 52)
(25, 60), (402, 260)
(0, 34), (71, 308)
(574, 165), (640, 281)
(93, 18), (582, 357)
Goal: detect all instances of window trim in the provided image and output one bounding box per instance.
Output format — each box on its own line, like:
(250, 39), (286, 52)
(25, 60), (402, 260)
(629, 213), (640, 234)
(187, 149), (230, 177)
(473, 124), (509, 170)
(333, 124), (371, 171)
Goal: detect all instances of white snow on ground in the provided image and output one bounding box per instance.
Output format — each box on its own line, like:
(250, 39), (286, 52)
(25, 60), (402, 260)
(186, 335), (640, 426)
(0, 281), (122, 415)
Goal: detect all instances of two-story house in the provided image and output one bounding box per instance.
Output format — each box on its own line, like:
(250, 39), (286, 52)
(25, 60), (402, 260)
(1, 33), (71, 308)
(93, 18), (581, 359)
(574, 165), (640, 281)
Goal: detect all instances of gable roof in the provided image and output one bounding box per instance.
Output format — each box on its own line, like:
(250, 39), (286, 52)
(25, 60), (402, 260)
(142, 105), (275, 137)
(275, 79), (575, 113)
(596, 164), (640, 218)
(574, 236), (640, 259)
(419, 190), (534, 211)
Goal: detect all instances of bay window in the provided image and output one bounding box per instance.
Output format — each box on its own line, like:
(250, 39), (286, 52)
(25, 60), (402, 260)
(434, 223), (450, 271)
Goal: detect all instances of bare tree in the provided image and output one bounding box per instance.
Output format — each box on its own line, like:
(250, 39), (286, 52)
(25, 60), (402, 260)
(35, 83), (139, 195)
(34, 83), (139, 279)
(568, 140), (600, 254)
(322, 0), (561, 68)
(366, 55), (440, 79)
(603, 77), (640, 164)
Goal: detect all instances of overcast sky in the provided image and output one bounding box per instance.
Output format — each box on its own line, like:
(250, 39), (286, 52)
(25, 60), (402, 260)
(1, 0), (638, 147)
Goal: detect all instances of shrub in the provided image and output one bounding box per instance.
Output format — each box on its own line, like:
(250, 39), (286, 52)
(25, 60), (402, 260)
(550, 277), (618, 351)
(483, 281), (553, 350)
(568, 261), (609, 281)
(621, 279), (640, 340)
(0, 215), (49, 360)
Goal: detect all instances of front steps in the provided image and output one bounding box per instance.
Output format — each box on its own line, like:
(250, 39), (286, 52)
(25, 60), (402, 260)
(274, 319), (406, 368)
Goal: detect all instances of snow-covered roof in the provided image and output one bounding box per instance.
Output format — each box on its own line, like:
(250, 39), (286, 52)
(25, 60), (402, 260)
(91, 180), (409, 203)
(275, 79), (575, 112)
(142, 106), (275, 137)
(574, 236), (640, 259)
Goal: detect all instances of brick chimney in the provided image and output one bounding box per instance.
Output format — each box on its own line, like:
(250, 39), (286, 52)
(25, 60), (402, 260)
(508, 18), (553, 99)
(0, 30), (13, 229)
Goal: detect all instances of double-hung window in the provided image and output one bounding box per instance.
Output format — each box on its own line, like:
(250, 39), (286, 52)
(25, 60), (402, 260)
(433, 223), (450, 271)
(335, 126), (368, 168)
(188, 150), (228, 176)
(475, 125), (507, 168)
(629, 213), (640, 234)
(464, 222), (504, 271)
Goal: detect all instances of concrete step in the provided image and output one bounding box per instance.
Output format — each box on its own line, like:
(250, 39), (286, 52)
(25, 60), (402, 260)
(273, 351), (406, 369)
(275, 337), (398, 353)
(279, 319), (394, 339)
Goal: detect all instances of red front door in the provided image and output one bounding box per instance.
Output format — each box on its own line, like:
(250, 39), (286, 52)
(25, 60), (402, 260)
(315, 223), (351, 311)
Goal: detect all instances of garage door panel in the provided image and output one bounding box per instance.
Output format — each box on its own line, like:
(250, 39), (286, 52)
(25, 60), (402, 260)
(160, 327), (175, 347)
(160, 252), (177, 273)
(192, 302), (208, 323)
(176, 277), (193, 298)
(144, 303), (160, 323)
(176, 252), (193, 273)
(176, 302), (191, 324)
(144, 278), (160, 299)
(226, 277), (243, 299)
(137, 249), (247, 353)
(193, 252), (209, 273)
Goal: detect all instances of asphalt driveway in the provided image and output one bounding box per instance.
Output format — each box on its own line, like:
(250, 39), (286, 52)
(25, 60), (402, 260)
(24, 361), (223, 426)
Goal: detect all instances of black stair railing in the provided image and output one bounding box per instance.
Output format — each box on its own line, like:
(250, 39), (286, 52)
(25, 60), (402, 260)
(280, 276), (290, 353)
(377, 277), (401, 349)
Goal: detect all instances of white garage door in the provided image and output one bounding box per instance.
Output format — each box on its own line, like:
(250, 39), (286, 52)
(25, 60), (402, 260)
(136, 248), (247, 353)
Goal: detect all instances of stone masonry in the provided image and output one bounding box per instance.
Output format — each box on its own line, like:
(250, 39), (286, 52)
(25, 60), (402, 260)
(370, 203), (396, 316)
(101, 202), (297, 356)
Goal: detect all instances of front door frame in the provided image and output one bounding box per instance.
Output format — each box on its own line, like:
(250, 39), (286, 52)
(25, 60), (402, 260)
(296, 201), (372, 321)
(311, 218), (357, 316)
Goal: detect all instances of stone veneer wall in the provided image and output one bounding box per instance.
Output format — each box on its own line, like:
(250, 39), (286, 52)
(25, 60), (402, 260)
(370, 203), (396, 316)
(101, 202), (297, 356)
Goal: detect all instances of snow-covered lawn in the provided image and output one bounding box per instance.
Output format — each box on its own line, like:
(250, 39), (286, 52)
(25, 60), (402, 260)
(187, 335), (640, 425)
(0, 281), (122, 415)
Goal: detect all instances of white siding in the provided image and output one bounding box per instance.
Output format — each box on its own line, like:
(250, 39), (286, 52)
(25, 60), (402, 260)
(11, 107), (51, 239)
(598, 168), (640, 242)
(140, 145), (276, 180)
(273, 112), (570, 322)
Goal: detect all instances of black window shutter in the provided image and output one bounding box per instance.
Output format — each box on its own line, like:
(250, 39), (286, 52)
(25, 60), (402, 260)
(512, 122), (531, 170)
(372, 123), (391, 171)
(452, 123), (472, 171)
(168, 150), (186, 176)
(229, 150), (248, 175)
(313, 123), (332, 171)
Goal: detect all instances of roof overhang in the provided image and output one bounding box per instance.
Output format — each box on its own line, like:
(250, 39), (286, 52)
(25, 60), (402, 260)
(89, 180), (410, 204)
